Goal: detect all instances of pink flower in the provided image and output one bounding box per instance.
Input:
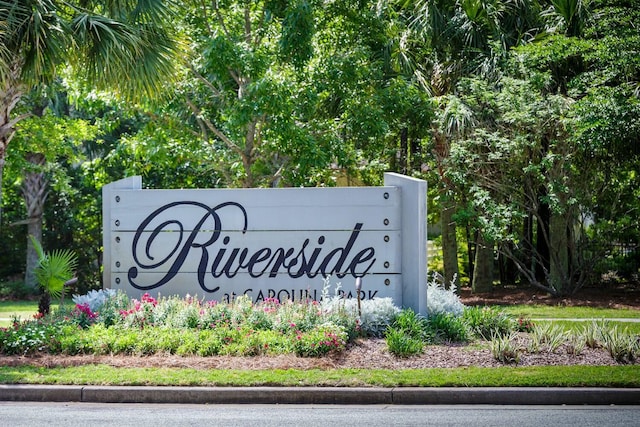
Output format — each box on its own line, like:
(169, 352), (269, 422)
(75, 303), (97, 319)
(141, 293), (157, 306)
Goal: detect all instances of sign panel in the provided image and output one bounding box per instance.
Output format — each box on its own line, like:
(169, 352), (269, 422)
(103, 173), (427, 313)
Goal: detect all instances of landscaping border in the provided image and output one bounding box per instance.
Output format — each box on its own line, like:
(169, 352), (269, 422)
(2, 385), (639, 405)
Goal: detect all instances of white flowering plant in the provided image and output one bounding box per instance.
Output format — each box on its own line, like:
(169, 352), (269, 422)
(72, 288), (117, 312)
(426, 273), (465, 317)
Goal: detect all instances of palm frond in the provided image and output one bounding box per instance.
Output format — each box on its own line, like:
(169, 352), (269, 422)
(0, 19), (9, 83)
(0, 0), (70, 85)
(70, 10), (176, 99)
(29, 234), (47, 261)
(29, 235), (78, 299)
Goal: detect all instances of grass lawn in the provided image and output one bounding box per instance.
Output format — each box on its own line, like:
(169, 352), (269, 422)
(0, 299), (72, 327)
(533, 319), (640, 335)
(1, 365), (638, 388)
(500, 304), (640, 319)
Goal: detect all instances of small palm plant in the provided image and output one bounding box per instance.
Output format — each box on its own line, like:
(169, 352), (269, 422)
(29, 235), (78, 316)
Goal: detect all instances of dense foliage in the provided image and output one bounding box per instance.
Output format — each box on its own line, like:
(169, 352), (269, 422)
(0, 0), (638, 297)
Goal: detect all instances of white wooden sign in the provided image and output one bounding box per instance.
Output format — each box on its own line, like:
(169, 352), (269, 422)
(103, 173), (428, 314)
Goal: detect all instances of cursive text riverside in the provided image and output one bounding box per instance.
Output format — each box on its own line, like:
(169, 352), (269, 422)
(126, 201), (377, 293)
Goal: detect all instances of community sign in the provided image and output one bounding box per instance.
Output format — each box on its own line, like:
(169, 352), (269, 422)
(102, 173), (427, 314)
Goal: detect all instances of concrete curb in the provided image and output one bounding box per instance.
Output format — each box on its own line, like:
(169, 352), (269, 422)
(1, 385), (639, 405)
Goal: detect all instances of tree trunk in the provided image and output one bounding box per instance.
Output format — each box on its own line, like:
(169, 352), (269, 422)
(23, 152), (48, 289)
(441, 195), (459, 289)
(523, 212), (534, 277)
(399, 127), (408, 174)
(549, 212), (570, 295)
(535, 199), (551, 283)
(498, 244), (518, 286)
(472, 234), (494, 293)
(38, 291), (51, 316)
(0, 154), (4, 230)
(410, 135), (421, 172)
(466, 225), (475, 284)
(1, 74), (25, 231)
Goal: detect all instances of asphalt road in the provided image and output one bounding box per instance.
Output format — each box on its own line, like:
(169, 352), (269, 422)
(1, 402), (640, 427)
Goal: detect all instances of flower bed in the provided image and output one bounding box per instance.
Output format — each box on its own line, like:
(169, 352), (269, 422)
(0, 280), (399, 358)
(1, 278), (638, 365)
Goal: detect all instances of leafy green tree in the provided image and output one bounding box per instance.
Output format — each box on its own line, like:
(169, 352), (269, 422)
(501, 0), (640, 293)
(174, 0), (326, 188)
(171, 0), (432, 188)
(443, 76), (577, 295)
(0, 0), (176, 229)
(307, 1), (433, 185)
(436, 0), (640, 296)
(7, 87), (95, 289)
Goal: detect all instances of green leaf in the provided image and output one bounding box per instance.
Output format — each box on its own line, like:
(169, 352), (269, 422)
(29, 235), (78, 299)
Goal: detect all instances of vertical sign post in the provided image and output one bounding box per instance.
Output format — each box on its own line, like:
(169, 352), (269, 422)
(102, 176), (141, 294)
(383, 173), (428, 315)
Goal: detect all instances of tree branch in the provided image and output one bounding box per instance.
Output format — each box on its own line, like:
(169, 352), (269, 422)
(185, 96), (242, 154)
(244, 6), (252, 44)
(213, 1), (231, 38)
(187, 63), (223, 98)
(0, 112), (31, 141)
(254, 4), (267, 46)
(199, 0), (213, 36)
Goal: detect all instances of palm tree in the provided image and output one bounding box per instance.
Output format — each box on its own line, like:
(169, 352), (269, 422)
(0, 0), (176, 231)
(408, 0), (545, 292)
(29, 235), (77, 315)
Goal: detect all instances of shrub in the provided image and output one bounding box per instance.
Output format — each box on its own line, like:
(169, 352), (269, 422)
(195, 329), (224, 356)
(392, 309), (427, 338)
(0, 318), (58, 355)
(490, 331), (521, 364)
(118, 293), (159, 328)
(0, 280), (35, 299)
(68, 303), (98, 329)
(255, 330), (293, 355)
(384, 309), (429, 357)
(72, 289), (117, 312)
(110, 329), (140, 354)
(566, 332), (586, 356)
(357, 298), (401, 337)
(582, 319), (609, 349)
(601, 326), (639, 363)
(386, 327), (424, 357)
(528, 323), (568, 353)
(95, 291), (130, 327)
(176, 332), (199, 356)
(426, 273), (465, 317)
(172, 303), (201, 329)
(463, 306), (515, 340)
(1, 282), (389, 358)
(293, 323), (348, 357)
(78, 323), (118, 355)
(426, 313), (470, 343)
(246, 308), (274, 330)
(199, 301), (234, 329)
(515, 316), (535, 333)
